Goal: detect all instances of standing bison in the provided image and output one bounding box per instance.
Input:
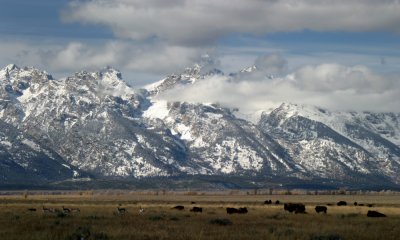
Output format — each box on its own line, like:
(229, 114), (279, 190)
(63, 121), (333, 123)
(315, 206), (327, 214)
(284, 203), (306, 214)
(226, 207), (248, 214)
(190, 207), (203, 213)
(337, 201), (347, 206)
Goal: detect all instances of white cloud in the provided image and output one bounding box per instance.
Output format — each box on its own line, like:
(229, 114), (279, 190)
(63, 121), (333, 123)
(0, 39), (209, 84)
(62, 0), (400, 46)
(44, 41), (208, 75)
(291, 64), (394, 93)
(158, 56), (400, 114)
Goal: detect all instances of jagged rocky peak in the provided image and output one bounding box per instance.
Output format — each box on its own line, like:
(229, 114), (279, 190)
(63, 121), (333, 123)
(267, 102), (329, 119)
(0, 64), (54, 98)
(65, 66), (135, 98)
(0, 64), (53, 84)
(146, 60), (223, 95)
(71, 66), (122, 82)
(240, 65), (257, 73)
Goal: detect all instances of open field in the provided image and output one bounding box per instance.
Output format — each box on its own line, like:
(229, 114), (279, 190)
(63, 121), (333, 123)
(0, 192), (399, 240)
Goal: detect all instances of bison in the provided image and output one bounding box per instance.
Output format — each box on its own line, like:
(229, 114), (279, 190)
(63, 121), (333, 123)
(226, 207), (239, 214)
(315, 206), (327, 214)
(226, 207), (248, 214)
(190, 207), (203, 213)
(337, 201), (347, 206)
(275, 200), (280, 205)
(172, 205), (184, 210)
(238, 207), (248, 214)
(367, 210), (386, 217)
(284, 203), (306, 214)
(264, 200), (272, 204)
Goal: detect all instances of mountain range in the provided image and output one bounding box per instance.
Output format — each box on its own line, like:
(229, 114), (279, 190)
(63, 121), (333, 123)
(0, 63), (399, 189)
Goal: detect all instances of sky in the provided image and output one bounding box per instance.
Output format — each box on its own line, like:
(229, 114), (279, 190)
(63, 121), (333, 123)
(1, 0), (400, 113)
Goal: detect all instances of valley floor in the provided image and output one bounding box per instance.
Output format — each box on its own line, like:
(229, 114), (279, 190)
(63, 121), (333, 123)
(0, 192), (399, 240)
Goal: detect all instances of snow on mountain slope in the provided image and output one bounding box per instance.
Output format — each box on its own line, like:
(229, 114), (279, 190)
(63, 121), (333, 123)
(0, 65), (190, 178)
(0, 119), (83, 183)
(1, 64), (400, 187)
(145, 64), (223, 95)
(259, 103), (400, 183)
(144, 101), (304, 177)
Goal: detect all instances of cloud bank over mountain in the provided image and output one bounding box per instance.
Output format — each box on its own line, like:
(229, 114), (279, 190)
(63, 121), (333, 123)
(158, 54), (400, 113)
(1, 0), (399, 108)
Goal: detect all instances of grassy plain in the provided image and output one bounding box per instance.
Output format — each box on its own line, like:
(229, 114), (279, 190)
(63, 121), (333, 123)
(0, 192), (399, 240)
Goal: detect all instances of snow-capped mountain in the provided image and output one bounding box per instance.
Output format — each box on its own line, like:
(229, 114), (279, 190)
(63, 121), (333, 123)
(0, 118), (84, 184)
(143, 101), (303, 177)
(145, 63), (223, 95)
(0, 64), (399, 188)
(258, 103), (400, 184)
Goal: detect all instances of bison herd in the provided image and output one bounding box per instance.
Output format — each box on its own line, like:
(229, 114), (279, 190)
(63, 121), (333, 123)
(31, 200), (387, 218)
(169, 199), (386, 218)
(263, 200), (386, 217)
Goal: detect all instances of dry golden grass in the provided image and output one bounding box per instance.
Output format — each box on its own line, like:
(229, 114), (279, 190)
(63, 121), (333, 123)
(0, 193), (399, 240)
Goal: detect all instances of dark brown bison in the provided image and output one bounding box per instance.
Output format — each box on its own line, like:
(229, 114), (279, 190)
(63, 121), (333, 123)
(315, 206), (327, 214)
(275, 200), (280, 205)
(172, 205), (184, 210)
(337, 201), (347, 206)
(284, 203), (306, 214)
(354, 202), (358, 206)
(238, 207), (248, 214)
(190, 207), (202, 213)
(226, 207), (239, 214)
(367, 210), (386, 217)
(226, 207), (248, 214)
(367, 204), (374, 207)
(264, 200), (272, 204)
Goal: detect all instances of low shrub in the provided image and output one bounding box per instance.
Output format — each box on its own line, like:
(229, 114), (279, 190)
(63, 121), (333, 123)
(310, 234), (343, 240)
(149, 215), (164, 221)
(209, 218), (233, 226)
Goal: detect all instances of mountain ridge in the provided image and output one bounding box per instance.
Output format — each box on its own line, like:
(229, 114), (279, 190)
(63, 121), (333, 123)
(0, 64), (399, 189)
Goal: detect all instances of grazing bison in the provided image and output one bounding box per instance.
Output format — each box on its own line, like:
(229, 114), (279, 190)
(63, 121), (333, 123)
(172, 205), (184, 210)
(190, 207), (203, 213)
(226, 207), (248, 214)
(275, 200), (280, 205)
(315, 206), (327, 214)
(238, 207), (248, 214)
(367, 210), (386, 217)
(367, 204), (374, 208)
(226, 207), (239, 214)
(284, 203), (306, 214)
(264, 200), (272, 204)
(358, 204), (365, 206)
(337, 201), (347, 206)
(354, 202), (358, 206)
(27, 208), (37, 212)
